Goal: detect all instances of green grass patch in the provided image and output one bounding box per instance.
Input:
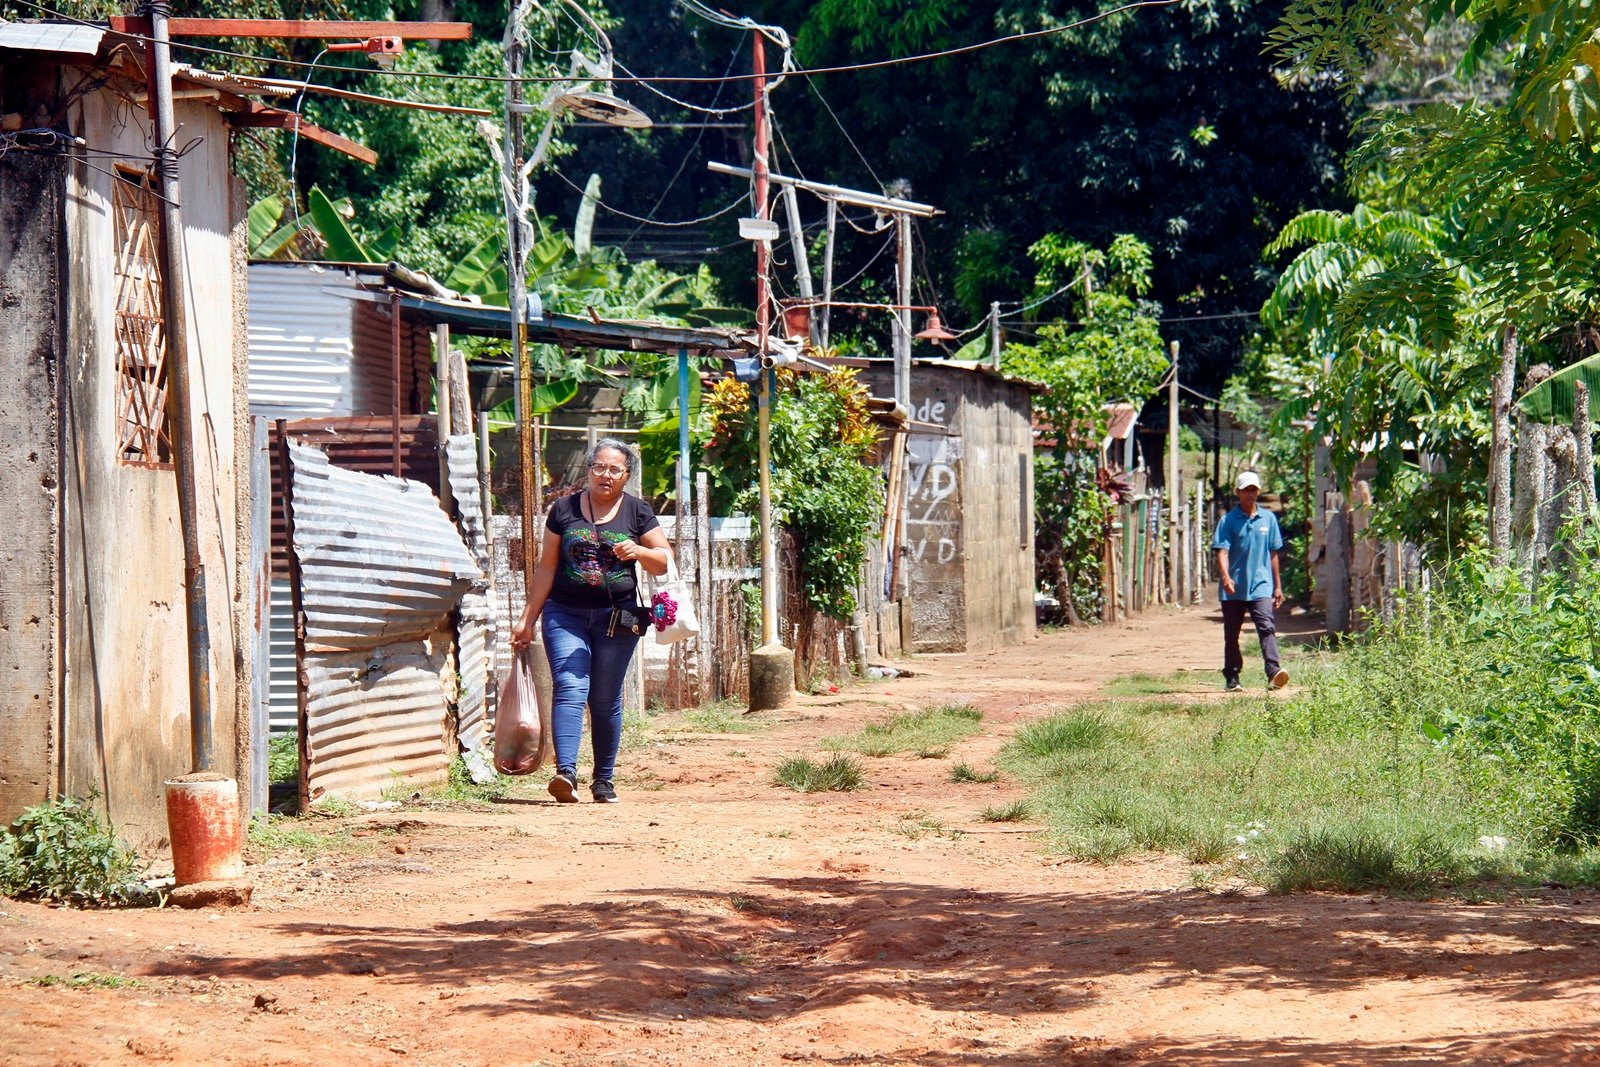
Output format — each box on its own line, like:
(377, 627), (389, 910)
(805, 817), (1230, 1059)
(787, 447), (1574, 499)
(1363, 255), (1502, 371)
(889, 810), (961, 840)
(30, 972), (144, 990)
(997, 698), (1516, 891)
(773, 754), (866, 793)
(670, 700), (770, 734)
(245, 815), (361, 861)
(950, 763), (1000, 783)
(268, 735), (298, 785)
(981, 800), (1031, 823)
(824, 703), (983, 757)
(1101, 671), (1206, 696)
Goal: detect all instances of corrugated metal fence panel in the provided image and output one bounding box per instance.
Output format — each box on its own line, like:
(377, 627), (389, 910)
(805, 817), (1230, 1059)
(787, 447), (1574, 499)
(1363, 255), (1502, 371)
(247, 264), (358, 419)
(288, 441), (479, 650)
(268, 578), (299, 736)
(269, 417), (441, 577)
(302, 643), (452, 802)
(288, 441), (482, 800)
(447, 435), (492, 748)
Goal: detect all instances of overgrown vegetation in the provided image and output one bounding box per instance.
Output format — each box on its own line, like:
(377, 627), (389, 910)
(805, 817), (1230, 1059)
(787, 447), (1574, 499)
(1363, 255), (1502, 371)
(0, 796), (154, 908)
(823, 703), (983, 758)
(772, 755), (866, 793)
(702, 367), (882, 621)
(949, 763), (1000, 784)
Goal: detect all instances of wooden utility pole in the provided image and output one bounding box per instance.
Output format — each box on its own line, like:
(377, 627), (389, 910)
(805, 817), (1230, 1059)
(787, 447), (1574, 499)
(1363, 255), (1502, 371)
(1167, 340), (1181, 606)
(1490, 323), (1518, 564)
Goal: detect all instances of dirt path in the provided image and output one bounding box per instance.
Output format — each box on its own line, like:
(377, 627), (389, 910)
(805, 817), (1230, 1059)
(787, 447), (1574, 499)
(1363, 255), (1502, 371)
(4, 604), (1600, 1066)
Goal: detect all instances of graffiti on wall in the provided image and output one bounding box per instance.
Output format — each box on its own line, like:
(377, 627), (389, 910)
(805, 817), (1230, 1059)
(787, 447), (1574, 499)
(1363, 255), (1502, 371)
(904, 396), (963, 568)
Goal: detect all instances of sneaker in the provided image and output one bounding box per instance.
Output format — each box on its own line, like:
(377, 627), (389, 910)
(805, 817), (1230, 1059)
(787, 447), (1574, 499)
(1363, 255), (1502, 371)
(591, 779), (619, 804)
(1224, 679), (1244, 693)
(547, 770), (578, 803)
(1270, 668), (1290, 690)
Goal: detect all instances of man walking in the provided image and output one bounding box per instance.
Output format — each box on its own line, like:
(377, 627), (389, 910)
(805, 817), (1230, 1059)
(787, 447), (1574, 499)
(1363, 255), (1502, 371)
(1211, 471), (1289, 691)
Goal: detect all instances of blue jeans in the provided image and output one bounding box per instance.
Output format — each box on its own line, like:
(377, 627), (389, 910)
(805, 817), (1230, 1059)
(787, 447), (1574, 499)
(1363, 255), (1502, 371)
(540, 601), (641, 783)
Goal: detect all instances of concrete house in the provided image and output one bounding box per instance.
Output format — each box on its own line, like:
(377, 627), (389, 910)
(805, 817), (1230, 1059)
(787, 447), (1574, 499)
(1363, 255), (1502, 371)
(0, 25), (255, 844)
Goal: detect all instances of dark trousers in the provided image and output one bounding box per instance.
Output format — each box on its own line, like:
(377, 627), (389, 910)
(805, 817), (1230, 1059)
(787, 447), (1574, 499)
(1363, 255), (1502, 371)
(1221, 598), (1280, 683)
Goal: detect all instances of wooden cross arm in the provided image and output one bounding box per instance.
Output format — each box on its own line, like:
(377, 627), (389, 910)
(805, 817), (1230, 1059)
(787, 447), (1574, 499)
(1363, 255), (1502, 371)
(227, 103), (378, 165)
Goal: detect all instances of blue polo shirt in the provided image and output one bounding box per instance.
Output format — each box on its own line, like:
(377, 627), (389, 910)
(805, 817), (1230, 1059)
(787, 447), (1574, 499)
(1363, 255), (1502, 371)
(1211, 505), (1283, 601)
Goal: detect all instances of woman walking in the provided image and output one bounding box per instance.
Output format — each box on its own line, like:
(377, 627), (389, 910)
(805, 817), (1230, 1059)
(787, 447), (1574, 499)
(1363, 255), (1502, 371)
(510, 438), (672, 803)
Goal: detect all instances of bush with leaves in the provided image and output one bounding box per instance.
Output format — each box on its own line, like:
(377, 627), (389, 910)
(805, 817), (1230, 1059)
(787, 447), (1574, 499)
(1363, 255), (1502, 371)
(0, 796), (154, 908)
(702, 367), (881, 621)
(1003, 234), (1168, 621)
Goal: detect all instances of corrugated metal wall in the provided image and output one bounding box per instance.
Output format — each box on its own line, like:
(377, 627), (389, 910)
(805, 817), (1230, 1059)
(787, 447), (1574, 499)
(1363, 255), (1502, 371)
(350, 298), (430, 418)
(287, 441), (482, 802)
(447, 434), (492, 758)
(246, 264), (359, 419)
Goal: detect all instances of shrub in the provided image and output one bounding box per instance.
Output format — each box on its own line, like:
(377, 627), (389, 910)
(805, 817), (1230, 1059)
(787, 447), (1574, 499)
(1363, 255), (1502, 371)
(0, 796), (154, 907)
(773, 755), (865, 793)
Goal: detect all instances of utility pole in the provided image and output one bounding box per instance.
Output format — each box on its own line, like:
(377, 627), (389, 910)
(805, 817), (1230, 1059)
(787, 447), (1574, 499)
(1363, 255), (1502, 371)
(894, 214), (912, 413)
(989, 300), (1002, 370)
(1168, 340), (1182, 605)
(747, 29), (795, 711)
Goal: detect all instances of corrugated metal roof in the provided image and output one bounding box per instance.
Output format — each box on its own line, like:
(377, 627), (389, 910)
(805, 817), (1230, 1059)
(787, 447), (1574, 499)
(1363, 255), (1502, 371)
(0, 21), (104, 56)
(288, 441), (480, 651)
(247, 264), (359, 419)
(267, 578), (298, 736)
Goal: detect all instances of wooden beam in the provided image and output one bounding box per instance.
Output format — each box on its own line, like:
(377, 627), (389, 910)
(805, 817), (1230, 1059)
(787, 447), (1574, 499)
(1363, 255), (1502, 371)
(109, 18), (472, 41)
(226, 103), (378, 166)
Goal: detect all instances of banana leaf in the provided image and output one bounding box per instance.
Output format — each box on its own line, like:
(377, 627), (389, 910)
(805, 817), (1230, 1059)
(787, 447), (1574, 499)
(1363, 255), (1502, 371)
(574, 173), (601, 258)
(444, 231), (507, 302)
(1519, 349), (1600, 424)
(247, 196), (283, 251)
(308, 186), (372, 263)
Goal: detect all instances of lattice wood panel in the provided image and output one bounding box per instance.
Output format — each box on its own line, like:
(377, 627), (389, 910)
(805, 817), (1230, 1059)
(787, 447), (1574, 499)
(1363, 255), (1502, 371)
(112, 168), (171, 467)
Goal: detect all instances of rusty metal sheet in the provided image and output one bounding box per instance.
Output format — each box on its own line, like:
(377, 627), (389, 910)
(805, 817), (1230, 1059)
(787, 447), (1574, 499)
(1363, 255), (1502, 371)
(288, 441), (482, 801)
(445, 434), (492, 767)
(288, 440), (479, 650)
(302, 642), (451, 802)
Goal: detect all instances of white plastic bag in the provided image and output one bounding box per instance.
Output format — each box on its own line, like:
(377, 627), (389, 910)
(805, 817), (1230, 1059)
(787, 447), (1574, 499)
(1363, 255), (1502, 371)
(494, 646), (549, 775)
(644, 554), (700, 646)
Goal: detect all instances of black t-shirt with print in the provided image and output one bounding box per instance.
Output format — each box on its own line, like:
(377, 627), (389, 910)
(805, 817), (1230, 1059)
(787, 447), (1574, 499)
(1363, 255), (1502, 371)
(545, 491), (661, 609)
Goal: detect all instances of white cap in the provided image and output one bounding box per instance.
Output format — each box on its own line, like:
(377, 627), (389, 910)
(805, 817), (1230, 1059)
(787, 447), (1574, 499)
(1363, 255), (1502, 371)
(1236, 471), (1262, 491)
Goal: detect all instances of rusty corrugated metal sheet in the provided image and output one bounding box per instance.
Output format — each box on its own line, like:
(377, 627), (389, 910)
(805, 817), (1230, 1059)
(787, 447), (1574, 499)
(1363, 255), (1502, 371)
(288, 441), (482, 800)
(289, 441), (478, 650)
(350, 299), (429, 417)
(301, 644), (453, 801)
(446, 435), (491, 755)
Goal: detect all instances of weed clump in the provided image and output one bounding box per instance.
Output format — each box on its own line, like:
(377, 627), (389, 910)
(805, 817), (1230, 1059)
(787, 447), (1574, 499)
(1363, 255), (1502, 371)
(949, 763), (999, 783)
(0, 796), (155, 907)
(773, 754), (865, 793)
(825, 703), (983, 757)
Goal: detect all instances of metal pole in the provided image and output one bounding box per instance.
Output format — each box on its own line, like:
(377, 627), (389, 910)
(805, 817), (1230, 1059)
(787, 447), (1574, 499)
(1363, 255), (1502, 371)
(781, 184), (817, 346)
(435, 324), (453, 511)
(390, 291), (403, 478)
(502, 9), (537, 601)
(1168, 340), (1181, 605)
(990, 300), (1001, 370)
(753, 32), (778, 648)
(821, 199), (837, 349)
(146, 0), (212, 771)
(894, 214), (912, 412)
(677, 348), (691, 513)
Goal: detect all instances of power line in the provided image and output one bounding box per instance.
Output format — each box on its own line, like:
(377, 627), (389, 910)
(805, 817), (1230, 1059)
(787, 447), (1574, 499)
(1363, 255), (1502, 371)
(548, 166), (748, 228)
(11, 0), (1181, 88)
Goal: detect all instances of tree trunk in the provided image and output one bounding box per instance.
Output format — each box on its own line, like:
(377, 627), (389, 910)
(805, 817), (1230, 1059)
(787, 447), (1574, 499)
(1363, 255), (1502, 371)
(1489, 323), (1518, 565)
(1574, 380), (1596, 524)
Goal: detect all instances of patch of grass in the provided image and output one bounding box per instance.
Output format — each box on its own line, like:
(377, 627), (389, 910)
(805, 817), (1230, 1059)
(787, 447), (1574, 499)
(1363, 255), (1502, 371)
(268, 735), (299, 785)
(998, 697), (1512, 891)
(30, 972), (144, 990)
(949, 763), (1000, 784)
(890, 810), (962, 840)
(824, 703), (983, 757)
(1101, 671), (1202, 696)
(245, 815), (358, 861)
(672, 700), (769, 734)
(980, 800), (1030, 823)
(773, 754), (866, 793)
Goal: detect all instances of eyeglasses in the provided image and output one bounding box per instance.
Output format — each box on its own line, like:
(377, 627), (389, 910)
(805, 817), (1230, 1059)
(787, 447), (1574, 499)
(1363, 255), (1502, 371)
(589, 463), (628, 477)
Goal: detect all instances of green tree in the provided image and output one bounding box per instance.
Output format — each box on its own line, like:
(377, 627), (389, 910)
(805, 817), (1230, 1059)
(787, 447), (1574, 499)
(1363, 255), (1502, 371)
(1004, 234), (1167, 621)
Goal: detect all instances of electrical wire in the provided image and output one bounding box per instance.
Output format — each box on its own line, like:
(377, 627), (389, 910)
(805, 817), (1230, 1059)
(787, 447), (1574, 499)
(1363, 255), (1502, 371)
(11, 0), (1181, 88)
(806, 78), (883, 190)
(286, 47), (328, 243)
(549, 166), (748, 227)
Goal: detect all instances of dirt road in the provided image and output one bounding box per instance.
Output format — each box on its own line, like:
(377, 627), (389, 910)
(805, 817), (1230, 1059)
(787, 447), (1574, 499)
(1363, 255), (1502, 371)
(4, 604), (1599, 1066)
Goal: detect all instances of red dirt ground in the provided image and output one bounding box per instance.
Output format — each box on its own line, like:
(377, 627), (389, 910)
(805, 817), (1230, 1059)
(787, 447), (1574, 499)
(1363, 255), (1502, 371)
(4, 603), (1600, 1066)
